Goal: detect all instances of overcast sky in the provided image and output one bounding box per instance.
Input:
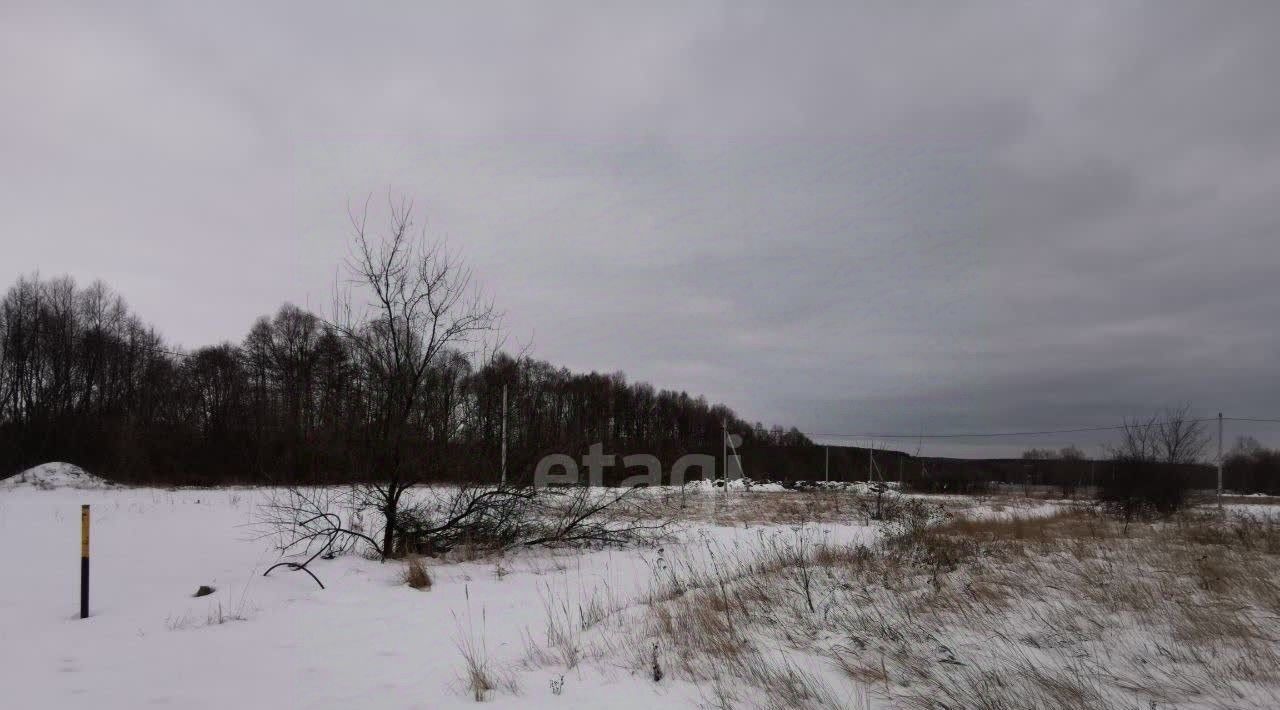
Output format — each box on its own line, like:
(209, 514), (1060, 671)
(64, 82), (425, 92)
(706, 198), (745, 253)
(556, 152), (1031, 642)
(3, 2), (1278, 457)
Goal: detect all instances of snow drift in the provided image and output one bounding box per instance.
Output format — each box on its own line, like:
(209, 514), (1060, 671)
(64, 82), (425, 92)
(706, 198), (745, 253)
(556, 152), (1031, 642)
(0, 461), (117, 490)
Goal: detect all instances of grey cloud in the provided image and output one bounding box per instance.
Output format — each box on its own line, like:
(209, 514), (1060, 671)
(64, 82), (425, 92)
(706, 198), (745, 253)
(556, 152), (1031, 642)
(3, 1), (1278, 457)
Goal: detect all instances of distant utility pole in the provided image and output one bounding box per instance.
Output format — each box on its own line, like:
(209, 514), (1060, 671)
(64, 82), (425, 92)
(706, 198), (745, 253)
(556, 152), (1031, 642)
(1217, 412), (1223, 509)
(722, 420), (729, 495)
(500, 384), (508, 486)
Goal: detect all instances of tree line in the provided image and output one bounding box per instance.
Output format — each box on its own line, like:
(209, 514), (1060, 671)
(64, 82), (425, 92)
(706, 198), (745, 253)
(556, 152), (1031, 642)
(0, 274), (808, 485)
(1224, 436), (1280, 496)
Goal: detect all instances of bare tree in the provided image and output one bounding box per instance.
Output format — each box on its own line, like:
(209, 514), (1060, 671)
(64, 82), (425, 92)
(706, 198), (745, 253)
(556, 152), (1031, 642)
(1101, 406), (1205, 521)
(1154, 403), (1210, 464)
(335, 194), (500, 558)
(1111, 412), (1161, 463)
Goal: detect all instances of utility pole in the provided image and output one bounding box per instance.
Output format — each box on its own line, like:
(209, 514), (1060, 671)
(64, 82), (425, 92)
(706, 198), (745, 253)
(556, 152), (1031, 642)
(1217, 412), (1223, 509)
(721, 422), (732, 493)
(500, 384), (508, 486)
(824, 446), (829, 483)
(721, 420), (729, 496)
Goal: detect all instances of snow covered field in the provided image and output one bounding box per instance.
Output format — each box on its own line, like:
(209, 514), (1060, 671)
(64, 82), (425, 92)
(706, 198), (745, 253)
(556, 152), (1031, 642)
(3, 465), (1277, 709)
(0, 466), (880, 709)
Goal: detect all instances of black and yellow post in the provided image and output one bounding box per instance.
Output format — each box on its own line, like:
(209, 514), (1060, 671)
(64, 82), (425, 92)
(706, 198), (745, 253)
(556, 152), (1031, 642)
(80, 504), (90, 619)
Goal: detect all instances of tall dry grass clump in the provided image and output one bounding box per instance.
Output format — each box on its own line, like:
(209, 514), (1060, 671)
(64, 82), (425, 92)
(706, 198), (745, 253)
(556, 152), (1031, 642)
(453, 587), (519, 702)
(402, 555), (432, 590)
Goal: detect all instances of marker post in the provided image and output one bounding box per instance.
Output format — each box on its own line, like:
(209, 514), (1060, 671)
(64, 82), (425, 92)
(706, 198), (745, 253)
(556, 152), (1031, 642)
(80, 504), (90, 619)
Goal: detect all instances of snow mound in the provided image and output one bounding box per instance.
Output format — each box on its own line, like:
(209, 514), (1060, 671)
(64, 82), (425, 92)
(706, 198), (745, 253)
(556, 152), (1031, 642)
(1, 462), (117, 490)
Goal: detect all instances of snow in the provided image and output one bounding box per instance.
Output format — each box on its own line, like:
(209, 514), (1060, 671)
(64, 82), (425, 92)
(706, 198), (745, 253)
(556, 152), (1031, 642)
(5, 469), (1266, 708)
(1, 462), (118, 490)
(0, 475), (876, 709)
(1223, 502), (1280, 518)
(680, 477), (900, 495)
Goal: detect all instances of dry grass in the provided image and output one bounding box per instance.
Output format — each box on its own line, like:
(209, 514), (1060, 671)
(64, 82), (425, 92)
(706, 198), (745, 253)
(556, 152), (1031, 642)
(402, 555), (432, 590)
(635, 487), (1031, 527)
(671, 486), (1081, 529)
(455, 630), (517, 702)
(452, 590), (519, 702)
(636, 488), (867, 527)
(1213, 494), (1280, 507)
(527, 499), (1280, 709)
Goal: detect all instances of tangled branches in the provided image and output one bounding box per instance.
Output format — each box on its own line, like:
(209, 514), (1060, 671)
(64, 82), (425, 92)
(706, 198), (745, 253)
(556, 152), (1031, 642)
(256, 483), (673, 587)
(256, 487), (384, 588)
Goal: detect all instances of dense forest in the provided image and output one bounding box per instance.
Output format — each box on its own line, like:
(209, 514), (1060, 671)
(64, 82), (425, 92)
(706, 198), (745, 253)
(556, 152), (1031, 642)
(0, 274), (810, 484)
